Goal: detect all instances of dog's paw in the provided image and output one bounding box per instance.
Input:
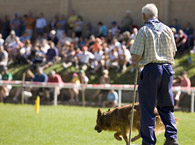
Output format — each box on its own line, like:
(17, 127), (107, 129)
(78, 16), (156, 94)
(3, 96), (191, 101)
(114, 133), (122, 141)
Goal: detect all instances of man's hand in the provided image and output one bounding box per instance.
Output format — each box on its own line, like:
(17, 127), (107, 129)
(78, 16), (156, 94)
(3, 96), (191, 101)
(131, 54), (141, 67)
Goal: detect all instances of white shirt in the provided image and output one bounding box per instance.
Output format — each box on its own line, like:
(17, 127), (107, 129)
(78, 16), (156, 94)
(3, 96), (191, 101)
(94, 50), (104, 61)
(77, 51), (94, 64)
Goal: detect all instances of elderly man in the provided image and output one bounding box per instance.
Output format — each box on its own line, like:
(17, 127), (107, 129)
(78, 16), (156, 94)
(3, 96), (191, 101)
(130, 3), (178, 145)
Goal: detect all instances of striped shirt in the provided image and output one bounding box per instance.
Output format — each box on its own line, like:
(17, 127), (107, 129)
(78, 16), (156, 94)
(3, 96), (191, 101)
(130, 18), (177, 66)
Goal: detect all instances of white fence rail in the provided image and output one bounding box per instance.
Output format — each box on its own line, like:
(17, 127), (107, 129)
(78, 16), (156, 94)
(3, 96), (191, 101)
(0, 80), (194, 113)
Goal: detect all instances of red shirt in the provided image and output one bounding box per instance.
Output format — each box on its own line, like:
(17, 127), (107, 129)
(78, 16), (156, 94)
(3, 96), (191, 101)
(180, 77), (191, 87)
(48, 74), (63, 83)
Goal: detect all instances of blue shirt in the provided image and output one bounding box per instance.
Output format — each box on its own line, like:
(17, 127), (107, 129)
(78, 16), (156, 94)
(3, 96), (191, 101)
(107, 91), (118, 102)
(99, 25), (107, 37)
(33, 73), (48, 82)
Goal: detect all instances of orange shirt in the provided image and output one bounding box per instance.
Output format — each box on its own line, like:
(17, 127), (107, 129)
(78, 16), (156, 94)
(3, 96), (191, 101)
(25, 17), (35, 29)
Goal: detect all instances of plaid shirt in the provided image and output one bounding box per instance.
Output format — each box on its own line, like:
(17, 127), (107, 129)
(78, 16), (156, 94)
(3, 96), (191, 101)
(130, 20), (177, 66)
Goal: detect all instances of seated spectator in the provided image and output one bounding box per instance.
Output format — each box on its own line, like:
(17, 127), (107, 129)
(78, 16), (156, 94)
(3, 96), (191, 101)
(91, 47), (105, 73)
(32, 67), (48, 99)
(176, 29), (188, 53)
(123, 31), (131, 45)
(92, 69), (110, 105)
(102, 89), (118, 108)
(17, 40), (32, 64)
(0, 67), (13, 102)
(78, 70), (89, 85)
(42, 42), (59, 69)
(97, 21), (107, 37)
(70, 31), (79, 48)
(47, 70), (63, 100)
(5, 30), (18, 48)
(77, 46), (94, 70)
(0, 33), (5, 46)
(130, 27), (138, 40)
(13, 69), (34, 102)
(117, 45), (131, 72)
(62, 44), (78, 69)
(106, 48), (118, 69)
(69, 73), (80, 103)
(20, 31), (30, 43)
(7, 37), (23, 62)
(0, 46), (8, 72)
(173, 71), (191, 109)
(48, 30), (58, 45)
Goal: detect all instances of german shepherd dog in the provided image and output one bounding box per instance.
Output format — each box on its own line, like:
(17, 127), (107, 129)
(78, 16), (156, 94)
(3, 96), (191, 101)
(94, 103), (169, 145)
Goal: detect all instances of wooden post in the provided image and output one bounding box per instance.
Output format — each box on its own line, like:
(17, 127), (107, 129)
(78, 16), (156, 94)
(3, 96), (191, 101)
(82, 84), (85, 107)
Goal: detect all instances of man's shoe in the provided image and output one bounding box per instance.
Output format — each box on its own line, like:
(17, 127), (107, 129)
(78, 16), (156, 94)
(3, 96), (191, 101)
(164, 138), (179, 145)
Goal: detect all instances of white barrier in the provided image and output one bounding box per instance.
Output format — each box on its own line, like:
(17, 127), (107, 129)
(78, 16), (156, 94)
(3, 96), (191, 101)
(0, 80), (194, 113)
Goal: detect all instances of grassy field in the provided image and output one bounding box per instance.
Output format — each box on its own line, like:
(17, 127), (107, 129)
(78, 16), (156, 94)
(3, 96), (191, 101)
(0, 104), (195, 145)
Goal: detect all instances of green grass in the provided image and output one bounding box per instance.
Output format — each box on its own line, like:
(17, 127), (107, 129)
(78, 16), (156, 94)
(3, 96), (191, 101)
(0, 104), (195, 145)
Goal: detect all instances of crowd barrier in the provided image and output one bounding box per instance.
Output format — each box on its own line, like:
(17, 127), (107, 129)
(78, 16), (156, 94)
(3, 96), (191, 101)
(0, 80), (194, 113)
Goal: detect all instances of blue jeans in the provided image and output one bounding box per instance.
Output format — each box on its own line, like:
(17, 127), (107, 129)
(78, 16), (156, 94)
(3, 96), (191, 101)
(138, 63), (177, 145)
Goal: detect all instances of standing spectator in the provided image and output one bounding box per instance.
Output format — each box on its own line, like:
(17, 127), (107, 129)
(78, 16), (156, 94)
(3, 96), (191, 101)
(0, 46), (8, 72)
(0, 33), (4, 46)
(49, 16), (58, 30)
(121, 10), (133, 32)
(183, 22), (194, 47)
(67, 10), (78, 34)
(102, 89), (118, 108)
(92, 69), (110, 105)
(35, 13), (47, 36)
(56, 15), (66, 40)
(173, 71), (191, 109)
(74, 16), (83, 37)
(69, 73), (80, 102)
(110, 21), (118, 36)
(1, 15), (10, 39)
(85, 22), (97, 38)
(10, 14), (21, 36)
(170, 18), (180, 33)
(25, 12), (35, 39)
(130, 3), (178, 145)
(97, 21), (107, 37)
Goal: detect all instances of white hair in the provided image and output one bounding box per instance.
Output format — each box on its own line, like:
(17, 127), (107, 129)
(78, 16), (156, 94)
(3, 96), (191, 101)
(142, 3), (158, 18)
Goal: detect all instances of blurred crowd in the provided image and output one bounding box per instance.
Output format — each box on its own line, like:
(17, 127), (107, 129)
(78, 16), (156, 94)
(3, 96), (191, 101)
(0, 10), (194, 107)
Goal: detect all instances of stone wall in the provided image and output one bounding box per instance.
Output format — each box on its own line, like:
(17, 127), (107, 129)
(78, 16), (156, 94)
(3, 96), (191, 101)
(0, 0), (194, 30)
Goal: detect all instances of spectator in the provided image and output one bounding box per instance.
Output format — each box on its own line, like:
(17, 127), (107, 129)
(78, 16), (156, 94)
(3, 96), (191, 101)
(33, 67), (48, 82)
(78, 70), (89, 85)
(85, 22), (97, 38)
(70, 31), (79, 48)
(13, 69), (34, 102)
(16, 39), (31, 64)
(110, 21), (118, 36)
(77, 46), (94, 70)
(0, 46), (8, 72)
(0, 33), (4, 46)
(25, 12), (35, 39)
(48, 30), (58, 45)
(173, 71), (191, 109)
(69, 73), (80, 102)
(20, 31), (30, 43)
(121, 10), (133, 32)
(74, 16), (83, 37)
(67, 10), (78, 34)
(5, 30), (18, 47)
(0, 67), (13, 102)
(1, 15), (10, 39)
(117, 45), (131, 72)
(10, 13), (21, 36)
(35, 13), (47, 36)
(170, 18), (180, 33)
(49, 16), (58, 30)
(130, 27), (138, 40)
(97, 21), (107, 37)
(47, 70), (63, 100)
(92, 69), (110, 105)
(102, 89), (118, 108)
(176, 29), (188, 53)
(56, 15), (66, 39)
(106, 48), (118, 69)
(183, 22), (194, 47)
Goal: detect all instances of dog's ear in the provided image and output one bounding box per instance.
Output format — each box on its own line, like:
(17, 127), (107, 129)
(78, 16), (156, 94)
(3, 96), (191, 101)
(97, 109), (102, 117)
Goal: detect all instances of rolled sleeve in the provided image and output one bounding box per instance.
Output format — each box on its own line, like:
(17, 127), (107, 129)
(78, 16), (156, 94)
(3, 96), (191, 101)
(130, 28), (145, 56)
